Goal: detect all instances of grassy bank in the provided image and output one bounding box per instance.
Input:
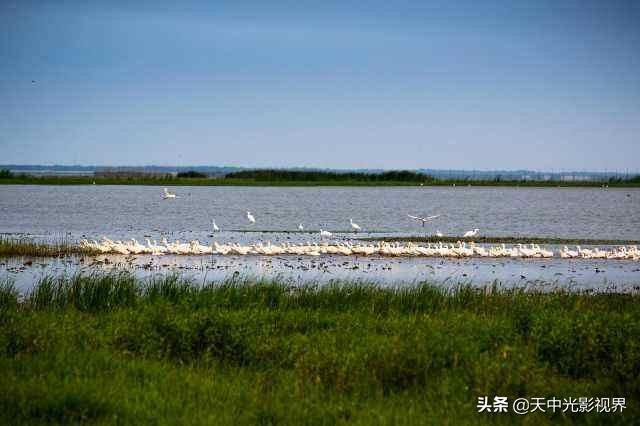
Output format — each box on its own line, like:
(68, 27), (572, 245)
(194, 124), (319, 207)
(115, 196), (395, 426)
(360, 235), (640, 246)
(0, 175), (437, 186)
(0, 237), (95, 257)
(1, 273), (638, 424)
(1, 174), (639, 187)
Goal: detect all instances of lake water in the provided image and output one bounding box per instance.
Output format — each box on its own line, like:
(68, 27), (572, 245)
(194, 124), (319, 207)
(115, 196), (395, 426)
(1, 185), (639, 291)
(1, 185), (639, 241)
(3, 253), (640, 293)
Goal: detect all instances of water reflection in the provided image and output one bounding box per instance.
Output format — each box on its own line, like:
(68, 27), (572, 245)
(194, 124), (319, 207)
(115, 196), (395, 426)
(2, 253), (639, 294)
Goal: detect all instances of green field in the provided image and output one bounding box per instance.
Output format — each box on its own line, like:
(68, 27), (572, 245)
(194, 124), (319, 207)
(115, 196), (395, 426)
(1, 273), (638, 424)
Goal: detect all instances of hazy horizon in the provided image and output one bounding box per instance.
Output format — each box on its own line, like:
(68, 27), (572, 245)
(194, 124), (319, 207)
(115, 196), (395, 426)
(2, 1), (639, 170)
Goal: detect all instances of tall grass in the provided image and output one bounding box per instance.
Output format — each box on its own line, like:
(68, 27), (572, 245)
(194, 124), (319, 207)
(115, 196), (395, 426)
(0, 236), (95, 257)
(28, 273), (138, 312)
(1, 272), (639, 424)
(0, 279), (18, 311)
(18, 272), (640, 315)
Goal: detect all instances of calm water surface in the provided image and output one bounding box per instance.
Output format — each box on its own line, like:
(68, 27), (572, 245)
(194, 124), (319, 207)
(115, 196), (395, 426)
(1, 185), (639, 241)
(1, 185), (639, 290)
(3, 254), (639, 293)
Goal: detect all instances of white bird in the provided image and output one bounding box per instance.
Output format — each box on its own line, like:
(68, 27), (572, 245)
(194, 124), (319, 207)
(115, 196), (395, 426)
(408, 214), (440, 227)
(246, 211), (256, 224)
(162, 188), (176, 199)
(212, 220), (220, 232)
(463, 228), (479, 238)
(350, 218), (361, 232)
(79, 236), (640, 261)
(560, 245), (579, 259)
(435, 230), (444, 237)
(298, 223), (304, 231)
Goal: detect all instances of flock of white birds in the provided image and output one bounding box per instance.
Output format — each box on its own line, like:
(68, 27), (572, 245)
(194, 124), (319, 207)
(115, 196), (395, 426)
(105, 187), (637, 260)
(78, 238), (640, 260)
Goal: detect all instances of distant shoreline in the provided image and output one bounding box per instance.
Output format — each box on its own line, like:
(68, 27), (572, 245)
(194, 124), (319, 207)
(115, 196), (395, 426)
(1, 176), (639, 187)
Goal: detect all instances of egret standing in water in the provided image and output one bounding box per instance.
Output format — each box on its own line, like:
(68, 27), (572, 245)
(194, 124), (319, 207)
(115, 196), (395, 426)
(212, 220), (220, 232)
(298, 223), (304, 231)
(350, 219), (361, 233)
(162, 188), (176, 199)
(246, 211), (256, 224)
(319, 229), (332, 237)
(463, 228), (479, 238)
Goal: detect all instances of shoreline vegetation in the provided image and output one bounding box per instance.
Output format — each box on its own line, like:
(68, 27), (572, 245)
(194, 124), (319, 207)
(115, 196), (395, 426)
(1, 236), (639, 258)
(1, 169), (639, 187)
(0, 237), (95, 257)
(1, 273), (638, 424)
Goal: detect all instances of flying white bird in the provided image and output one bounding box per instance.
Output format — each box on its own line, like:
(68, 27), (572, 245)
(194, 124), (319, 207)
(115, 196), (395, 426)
(350, 218), (361, 232)
(463, 228), (480, 238)
(298, 223), (304, 231)
(212, 220), (220, 232)
(319, 229), (333, 237)
(246, 211), (256, 224)
(162, 188), (176, 199)
(407, 214), (440, 227)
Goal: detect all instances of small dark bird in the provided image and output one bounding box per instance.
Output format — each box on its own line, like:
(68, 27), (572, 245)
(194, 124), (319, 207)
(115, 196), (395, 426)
(31, 80), (36, 83)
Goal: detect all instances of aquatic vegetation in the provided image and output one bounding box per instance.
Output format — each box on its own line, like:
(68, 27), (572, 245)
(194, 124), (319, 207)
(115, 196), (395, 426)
(28, 273), (139, 312)
(0, 273), (639, 424)
(0, 237), (96, 257)
(1, 170), (639, 187)
(0, 279), (18, 311)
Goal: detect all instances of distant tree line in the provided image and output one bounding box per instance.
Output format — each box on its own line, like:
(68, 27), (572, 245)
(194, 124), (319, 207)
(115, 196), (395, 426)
(224, 169), (434, 182)
(95, 170), (172, 178)
(176, 170), (208, 178)
(608, 175), (640, 184)
(1, 167), (639, 186)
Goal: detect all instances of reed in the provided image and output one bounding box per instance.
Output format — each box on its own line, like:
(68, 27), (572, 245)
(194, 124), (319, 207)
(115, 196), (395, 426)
(27, 273), (138, 312)
(2, 172), (639, 187)
(0, 279), (18, 311)
(0, 237), (96, 257)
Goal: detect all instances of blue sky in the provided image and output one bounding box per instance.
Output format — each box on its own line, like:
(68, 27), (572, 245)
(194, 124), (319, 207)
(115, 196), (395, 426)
(1, 0), (639, 170)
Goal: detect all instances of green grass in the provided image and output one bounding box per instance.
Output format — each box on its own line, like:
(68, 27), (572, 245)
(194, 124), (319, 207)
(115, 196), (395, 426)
(0, 237), (96, 257)
(360, 235), (640, 246)
(1, 273), (638, 424)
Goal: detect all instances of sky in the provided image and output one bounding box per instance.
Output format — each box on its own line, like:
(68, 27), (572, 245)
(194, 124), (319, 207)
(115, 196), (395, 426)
(1, 0), (639, 171)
